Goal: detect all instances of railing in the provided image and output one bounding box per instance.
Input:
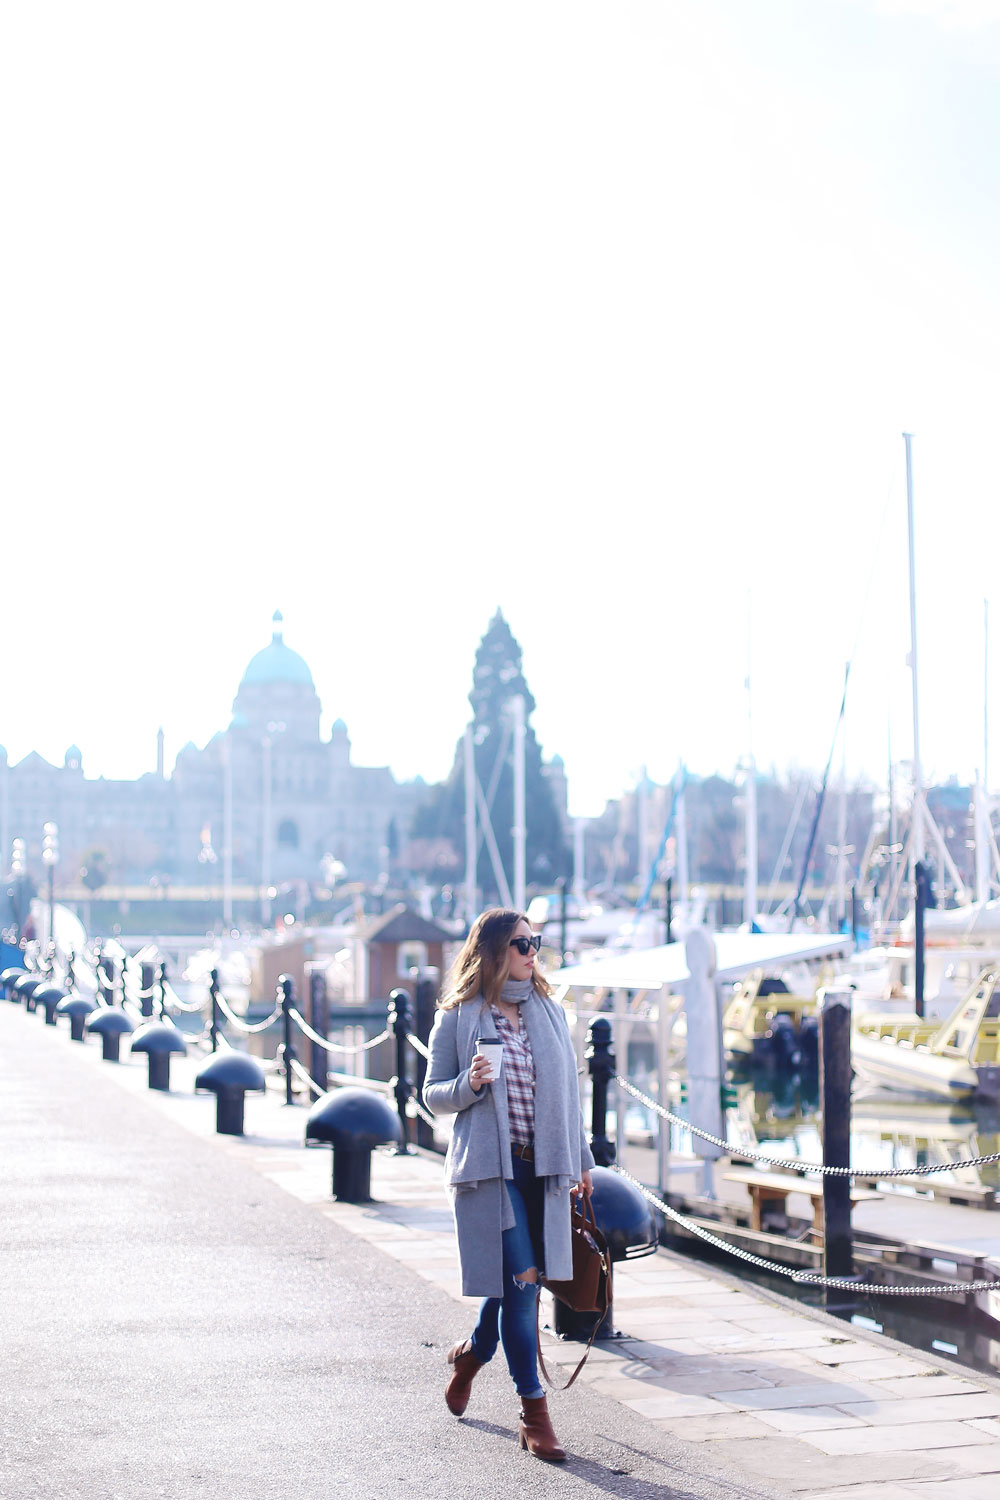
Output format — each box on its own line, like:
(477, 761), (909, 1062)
(7, 941), (1000, 1298)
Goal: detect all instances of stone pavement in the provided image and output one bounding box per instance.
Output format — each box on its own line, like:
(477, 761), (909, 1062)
(7, 1000), (1000, 1498)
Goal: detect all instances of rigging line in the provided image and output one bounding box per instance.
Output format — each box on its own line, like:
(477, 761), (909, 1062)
(765, 774), (811, 912)
(793, 664), (850, 918)
(470, 718), (514, 867)
(635, 770), (685, 918)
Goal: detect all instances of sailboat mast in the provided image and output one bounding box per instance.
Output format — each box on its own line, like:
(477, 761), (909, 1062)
(464, 723), (477, 922)
(744, 600), (758, 928)
(905, 432), (925, 866)
(836, 663), (848, 929)
(511, 694), (526, 913)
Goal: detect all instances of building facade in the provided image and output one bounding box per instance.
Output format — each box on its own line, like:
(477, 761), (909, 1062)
(1, 615), (425, 891)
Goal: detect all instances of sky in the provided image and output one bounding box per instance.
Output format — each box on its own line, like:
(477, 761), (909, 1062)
(4, 0), (1000, 818)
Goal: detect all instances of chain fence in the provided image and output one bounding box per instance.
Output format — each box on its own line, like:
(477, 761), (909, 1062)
(611, 1163), (1000, 1295)
(286, 1006), (391, 1055)
(616, 1075), (1000, 1178)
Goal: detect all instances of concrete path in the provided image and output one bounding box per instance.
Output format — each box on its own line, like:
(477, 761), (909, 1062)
(5, 999), (1000, 1499)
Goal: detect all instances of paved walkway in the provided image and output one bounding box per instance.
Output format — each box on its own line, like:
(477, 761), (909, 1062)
(6, 1000), (1000, 1498)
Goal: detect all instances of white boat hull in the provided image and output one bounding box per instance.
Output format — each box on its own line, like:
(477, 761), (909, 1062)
(851, 1033), (978, 1100)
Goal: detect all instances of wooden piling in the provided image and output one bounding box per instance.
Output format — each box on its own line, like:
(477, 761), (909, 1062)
(820, 990), (853, 1285)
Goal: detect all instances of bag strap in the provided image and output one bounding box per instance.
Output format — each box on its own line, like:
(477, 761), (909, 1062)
(535, 1295), (605, 1391)
(536, 1193), (613, 1391)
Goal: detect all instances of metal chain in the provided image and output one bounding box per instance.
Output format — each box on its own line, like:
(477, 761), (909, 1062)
(287, 1007), (391, 1054)
(406, 1032), (431, 1060)
(288, 1056), (325, 1099)
(215, 992), (283, 1033)
(164, 988), (207, 1014)
(611, 1165), (1000, 1295)
(412, 1099), (437, 1128)
(617, 1075), (1000, 1179)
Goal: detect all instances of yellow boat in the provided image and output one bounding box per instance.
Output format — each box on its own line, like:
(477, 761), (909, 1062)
(852, 968), (1000, 1101)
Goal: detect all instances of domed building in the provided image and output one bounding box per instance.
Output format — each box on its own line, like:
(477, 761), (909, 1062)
(1, 614), (425, 897)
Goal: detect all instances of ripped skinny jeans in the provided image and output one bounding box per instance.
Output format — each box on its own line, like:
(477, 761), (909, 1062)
(469, 1154), (545, 1399)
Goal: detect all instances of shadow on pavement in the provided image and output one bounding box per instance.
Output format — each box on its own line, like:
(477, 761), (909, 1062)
(460, 1418), (760, 1499)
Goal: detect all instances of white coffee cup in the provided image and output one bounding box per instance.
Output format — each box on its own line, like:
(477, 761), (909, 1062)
(475, 1038), (504, 1082)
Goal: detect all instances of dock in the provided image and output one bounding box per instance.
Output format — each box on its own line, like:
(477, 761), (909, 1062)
(7, 1001), (1000, 1498)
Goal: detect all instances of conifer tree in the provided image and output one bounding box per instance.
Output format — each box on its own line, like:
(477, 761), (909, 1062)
(412, 611), (568, 898)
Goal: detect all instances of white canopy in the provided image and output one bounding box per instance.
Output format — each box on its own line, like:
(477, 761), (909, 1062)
(550, 930), (853, 992)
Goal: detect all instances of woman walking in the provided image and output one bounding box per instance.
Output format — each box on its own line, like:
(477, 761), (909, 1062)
(423, 907), (594, 1463)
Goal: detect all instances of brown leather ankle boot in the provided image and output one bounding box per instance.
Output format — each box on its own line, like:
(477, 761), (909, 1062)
(444, 1339), (484, 1416)
(518, 1395), (567, 1462)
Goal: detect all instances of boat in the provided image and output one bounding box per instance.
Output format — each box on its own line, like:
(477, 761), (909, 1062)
(722, 968), (822, 1066)
(852, 967), (1000, 1100)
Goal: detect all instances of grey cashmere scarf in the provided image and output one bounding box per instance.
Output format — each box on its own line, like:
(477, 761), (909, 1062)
(484, 981), (581, 1187)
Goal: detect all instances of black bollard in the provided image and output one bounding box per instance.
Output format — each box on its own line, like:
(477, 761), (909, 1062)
(87, 1008), (133, 1061)
(306, 1088), (403, 1203)
(279, 974), (297, 1105)
(150, 1054), (169, 1089)
(209, 967), (221, 1052)
(33, 984), (66, 1026)
(195, 1052), (266, 1135)
(157, 960), (169, 1019)
(820, 990), (854, 1291)
(388, 988), (413, 1155)
(139, 959), (156, 1018)
(586, 1017), (616, 1168)
(130, 1021), (187, 1089)
(308, 969), (330, 1095)
(59, 995), (95, 1042)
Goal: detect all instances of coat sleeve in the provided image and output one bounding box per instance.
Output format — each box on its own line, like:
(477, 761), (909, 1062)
(422, 1007), (487, 1117)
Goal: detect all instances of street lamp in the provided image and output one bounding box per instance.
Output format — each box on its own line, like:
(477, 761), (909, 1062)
(42, 822), (59, 964)
(9, 838), (27, 940)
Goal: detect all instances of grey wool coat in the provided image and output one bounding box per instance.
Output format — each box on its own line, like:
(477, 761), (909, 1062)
(423, 991), (595, 1298)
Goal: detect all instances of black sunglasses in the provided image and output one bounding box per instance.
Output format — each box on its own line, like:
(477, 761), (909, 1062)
(509, 934), (542, 956)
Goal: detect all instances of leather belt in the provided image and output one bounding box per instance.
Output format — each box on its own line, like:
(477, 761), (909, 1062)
(511, 1141), (534, 1161)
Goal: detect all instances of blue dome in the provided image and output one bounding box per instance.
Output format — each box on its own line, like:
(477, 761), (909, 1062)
(240, 612), (314, 689)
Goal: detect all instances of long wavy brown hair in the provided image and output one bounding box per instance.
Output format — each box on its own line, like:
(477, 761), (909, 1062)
(439, 907), (553, 1010)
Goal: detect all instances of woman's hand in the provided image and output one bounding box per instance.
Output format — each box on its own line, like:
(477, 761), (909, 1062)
(574, 1170), (594, 1199)
(468, 1052), (493, 1093)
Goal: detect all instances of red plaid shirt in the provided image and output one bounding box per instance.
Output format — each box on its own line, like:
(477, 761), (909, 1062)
(492, 1006), (535, 1145)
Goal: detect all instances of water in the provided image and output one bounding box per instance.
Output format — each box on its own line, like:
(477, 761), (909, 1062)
(620, 1049), (1000, 1379)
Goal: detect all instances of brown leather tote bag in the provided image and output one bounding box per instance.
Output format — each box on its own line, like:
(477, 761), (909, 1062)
(537, 1195), (613, 1390)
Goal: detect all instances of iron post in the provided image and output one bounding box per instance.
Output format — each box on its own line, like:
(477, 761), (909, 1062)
(308, 969), (329, 1095)
(586, 1017), (616, 1167)
(820, 990), (854, 1291)
(139, 959), (155, 1017)
(209, 967), (221, 1052)
(279, 974), (296, 1106)
(413, 968), (438, 1149)
(388, 988), (412, 1154)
